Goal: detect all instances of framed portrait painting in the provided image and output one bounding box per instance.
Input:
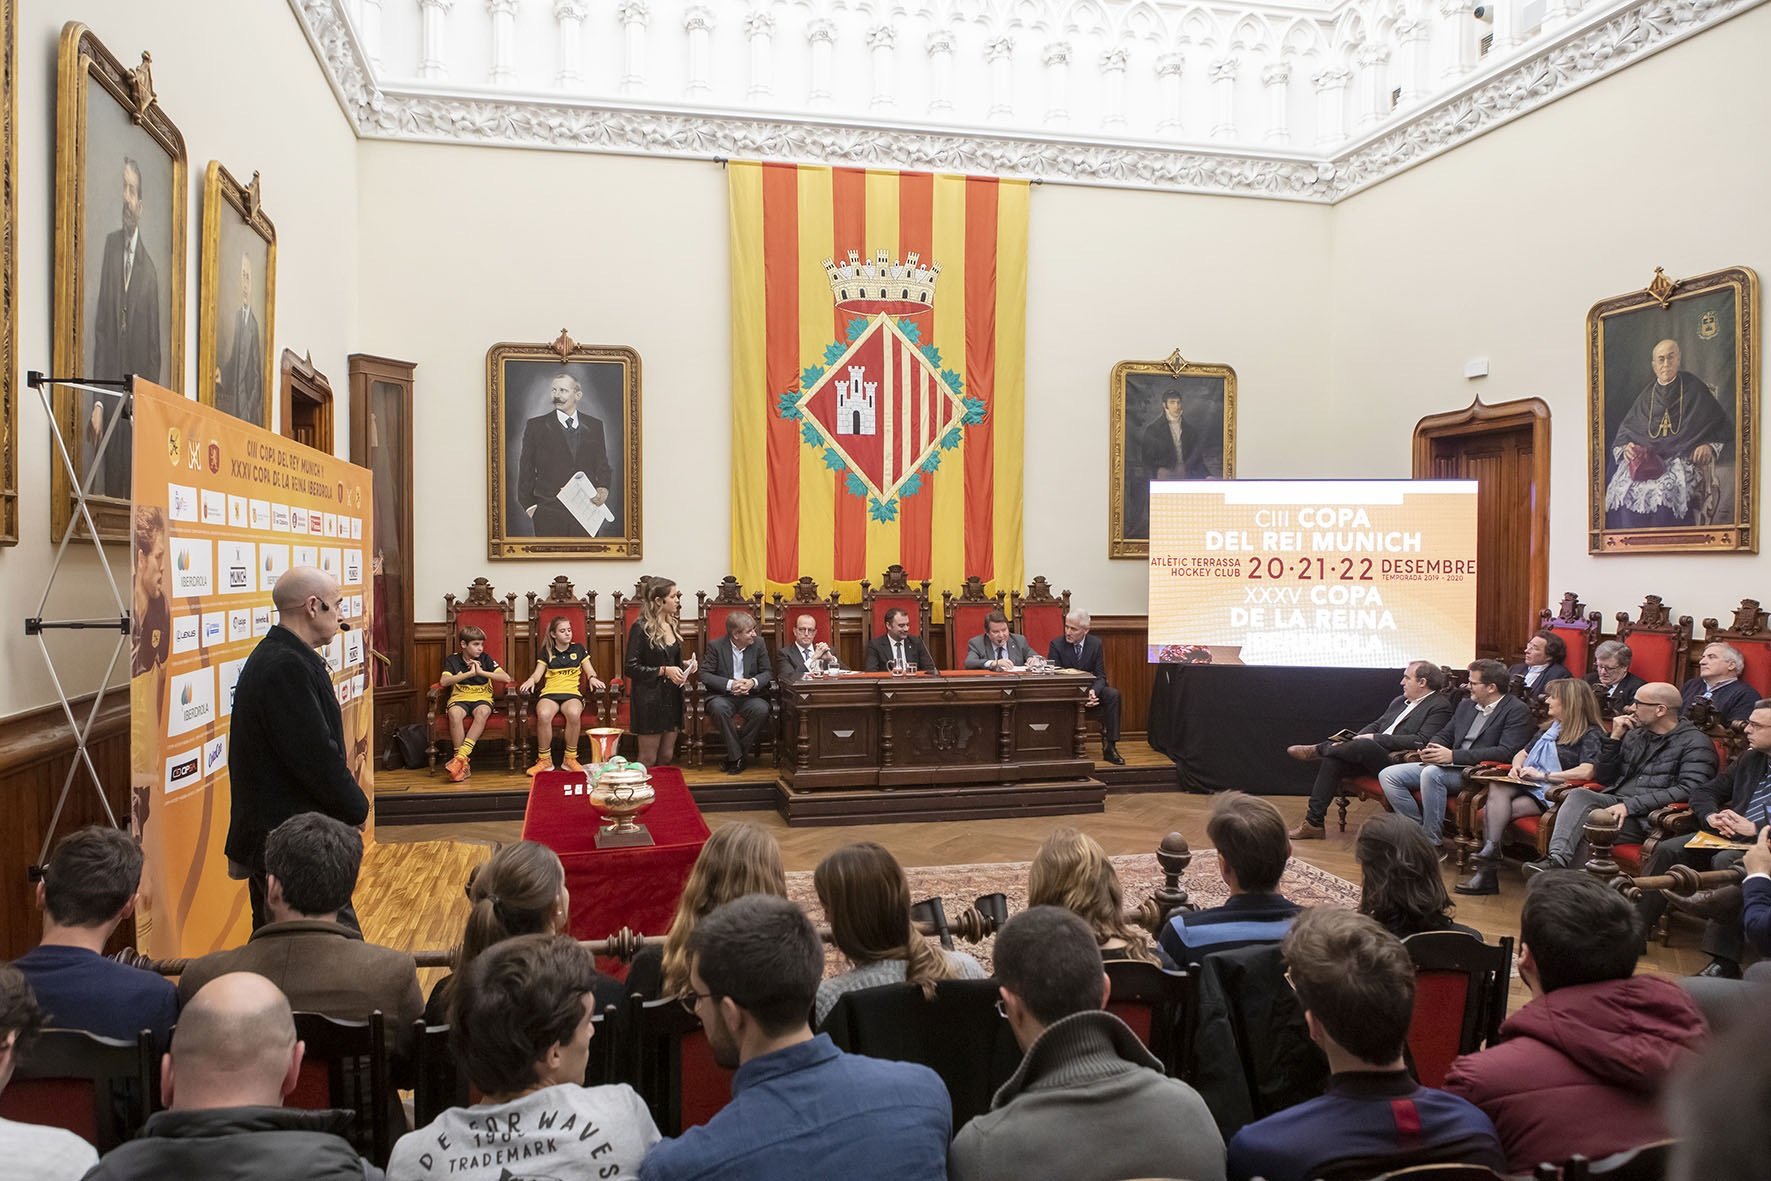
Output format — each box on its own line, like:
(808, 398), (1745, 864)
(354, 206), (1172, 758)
(52, 22), (187, 543)
(198, 162), (275, 431)
(486, 333), (642, 559)
(1108, 349), (1237, 558)
(1587, 266), (1759, 554)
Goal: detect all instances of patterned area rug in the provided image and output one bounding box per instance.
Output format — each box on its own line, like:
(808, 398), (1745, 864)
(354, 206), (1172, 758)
(785, 851), (1361, 976)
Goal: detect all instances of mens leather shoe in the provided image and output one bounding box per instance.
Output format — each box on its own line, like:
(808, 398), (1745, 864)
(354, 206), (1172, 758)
(1521, 858), (1562, 878)
(1696, 958), (1742, 980)
(1286, 745), (1320, 762)
(721, 759), (739, 775)
(1103, 744), (1125, 766)
(1287, 821), (1326, 841)
(1454, 867), (1499, 896)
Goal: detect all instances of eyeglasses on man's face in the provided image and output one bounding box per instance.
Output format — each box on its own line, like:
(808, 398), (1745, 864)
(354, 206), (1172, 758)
(678, 990), (718, 1016)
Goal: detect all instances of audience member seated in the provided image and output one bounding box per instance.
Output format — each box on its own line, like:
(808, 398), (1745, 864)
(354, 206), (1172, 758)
(423, 840), (622, 1025)
(812, 842), (986, 1026)
(1666, 999), (1771, 1181)
(1044, 609), (1124, 764)
(1379, 659), (1533, 857)
(1588, 639), (1647, 714)
(1456, 678), (1605, 897)
(1356, 814), (1479, 938)
(1525, 681), (1716, 875)
(390, 934), (659, 1181)
(1227, 910), (1503, 1181)
(177, 813), (423, 1064)
(1509, 630), (1574, 695)
(1027, 827), (1161, 964)
(1159, 793), (1299, 968)
(1749, 827), (1771, 957)
(963, 610), (1033, 671)
(0, 964), (98, 1179)
(14, 825), (178, 1046)
(639, 894), (951, 1181)
(949, 906), (1225, 1181)
(1444, 873), (1706, 1174)
(626, 822), (787, 1001)
(85, 972), (384, 1180)
(1286, 660), (1452, 840)
(863, 607), (937, 672)
(698, 609), (772, 775)
(1682, 641), (1761, 724)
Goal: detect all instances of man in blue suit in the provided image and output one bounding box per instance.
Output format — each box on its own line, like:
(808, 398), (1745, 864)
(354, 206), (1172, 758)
(699, 610), (772, 775)
(1046, 609), (1123, 765)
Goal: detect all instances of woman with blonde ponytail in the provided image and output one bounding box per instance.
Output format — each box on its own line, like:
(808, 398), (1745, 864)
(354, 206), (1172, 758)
(812, 842), (984, 1026)
(1027, 827), (1159, 963)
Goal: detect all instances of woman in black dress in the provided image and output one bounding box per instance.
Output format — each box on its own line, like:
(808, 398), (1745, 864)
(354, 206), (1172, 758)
(626, 577), (694, 766)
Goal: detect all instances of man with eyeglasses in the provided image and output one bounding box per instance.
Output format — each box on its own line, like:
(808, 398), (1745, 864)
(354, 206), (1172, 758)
(1679, 642), (1761, 725)
(225, 566), (368, 930)
(1586, 640), (1646, 715)
(1524, 681), (1716, 879)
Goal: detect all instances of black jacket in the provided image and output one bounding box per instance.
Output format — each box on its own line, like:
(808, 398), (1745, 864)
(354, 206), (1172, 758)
(1046, 633), (1111, 695)
(1680, 677), (1762, 725)
(1508, 662), (1573, 693)
(1592, 719), (1718, 815)
(1357, 691), (1454, 753)
(225, 625), (369, 870)
(1689, 747), (1770, 825)
(1588, 672), (1648, 713)
(1187, 942), (1328, 1139)
(83, 1106), (383, 1180)
(863, 632), (938, 672)
(1423, 695), (1534, 766)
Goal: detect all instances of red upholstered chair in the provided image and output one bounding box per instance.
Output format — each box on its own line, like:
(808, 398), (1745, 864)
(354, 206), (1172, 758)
(771, 576), (842, 663)
(1539, 592), (1604, 679)
(1011, 576), (1072, 661)
(528, 576), (601, 731)
(426, 578), (522, 771)
(1613, 595), (1693, 685)
(1335, 668), (1470, 832)
(0, 1028), (155, 1152)
(941, 575), (1007, 669)
(1400, 932), (1512, 1088)
(607, 580), (651, 734)
(1702, 598), (1771, 700)
(630, 998), (733, 1136)
(288, 1010), (393, 1167)
(859, 563), (931, 641)
(690, 576), (767, 766)
(1102, 958), (1196, 1078)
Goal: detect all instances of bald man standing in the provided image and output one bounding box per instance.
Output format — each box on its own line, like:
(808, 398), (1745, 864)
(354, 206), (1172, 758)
(226, 567), (368, 930)
(84, 972), (383, 1178)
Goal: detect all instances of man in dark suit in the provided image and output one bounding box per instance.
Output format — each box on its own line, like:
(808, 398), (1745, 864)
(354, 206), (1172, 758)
(1286, 660), (1454, 840)
(88, 156), (162, 499)
(1378, 660), (1534, 855)
(1588, 639), (1647, 716)
(516, 372), (615, 537)
(1046, 609), (1124, 765)
(1680, 642), (1761, 725)
(1137, 389), (1220, 481)
(778, 613), (842, 682)
(964, 610), (1034, 670)
(863, 607), (937, 672)
(1507, 631), (1573, 695)
(699, 610), (772, 774)
(215, 250), (263, 426)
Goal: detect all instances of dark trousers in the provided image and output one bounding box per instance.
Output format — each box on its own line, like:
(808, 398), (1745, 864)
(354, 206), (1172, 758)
(1304, 737), (1395, 827)
(248, 871), (360, 935)
(1637, 835), (1749, 961)
(1088, 685), (1123, 743)
(706, 693), (769, 760)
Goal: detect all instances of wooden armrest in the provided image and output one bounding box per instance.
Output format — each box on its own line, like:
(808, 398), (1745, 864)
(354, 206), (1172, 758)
(1648, 803), (1696, 836)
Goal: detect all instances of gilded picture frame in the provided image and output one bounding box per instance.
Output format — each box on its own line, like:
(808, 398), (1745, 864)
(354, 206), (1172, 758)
(52, 22), (187, 544)
(1587, 266), (1759, 555)
(0, 0), (17, 544)
(1109, 349), (1238, 559)
(486, 332), (642, 559)
(197, 162), (276, 431)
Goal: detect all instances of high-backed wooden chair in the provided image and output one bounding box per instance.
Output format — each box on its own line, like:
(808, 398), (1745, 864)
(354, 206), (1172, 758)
(941, 575), (1006, 670)
(1103, 958), (1196, 1078)
(1334, 669), (1471, 831)
(1538, 592), (1604, 679)
(528, 576), (601, 726)
(1401, 931), (1512, 1088)
(630, 997), (733, 1137)
(1011, 576), (1072, 661)
(426, 578), (522, 771)
(771, 576), (843, 668)
(690, 576), (768, 766)
(288, 1010), (393, 1167)
(608, 579), (652, 734)
(0, 1028), (155, 1152)
(1702, 598), (1771, 698)
(1613, 595), (1693, 686)
(859, 563), (931, 640)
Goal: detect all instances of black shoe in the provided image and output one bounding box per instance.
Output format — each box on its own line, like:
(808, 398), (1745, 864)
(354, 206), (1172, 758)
(732, 754), (746, 775)
(722, 759), (739, 775)
(1521, 858), (1562, 878)
(1453, 868), (1499, 896)
(1696, 958), (1742, 979)
(1103, 744), (1125, 766)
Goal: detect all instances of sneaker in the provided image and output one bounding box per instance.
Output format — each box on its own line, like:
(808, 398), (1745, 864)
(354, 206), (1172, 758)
(1287, 821), (1326, 841)
(445, 756), (468, 783)
(562, 754), (586, 773)
(526, 757), (551, 776)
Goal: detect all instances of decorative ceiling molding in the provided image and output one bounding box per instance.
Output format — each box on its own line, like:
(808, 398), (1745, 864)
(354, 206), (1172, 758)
(291, 0), (1762, 203)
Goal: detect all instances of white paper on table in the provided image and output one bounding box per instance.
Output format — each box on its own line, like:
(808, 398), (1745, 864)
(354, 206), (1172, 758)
(557, 473), (615, 536)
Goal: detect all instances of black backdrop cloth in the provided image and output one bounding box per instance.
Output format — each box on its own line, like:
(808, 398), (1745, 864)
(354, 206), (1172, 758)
(1148, 664), (1402, 795)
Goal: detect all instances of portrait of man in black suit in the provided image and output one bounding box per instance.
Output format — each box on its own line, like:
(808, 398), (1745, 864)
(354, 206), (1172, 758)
(215, 248), (265, 427)
(85, 155), (164, 498)
(513, 368), (617, 537)
(1114, 367), (1231, 546)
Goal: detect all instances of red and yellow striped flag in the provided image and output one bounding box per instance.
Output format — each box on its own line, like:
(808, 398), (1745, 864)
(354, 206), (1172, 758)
(730, 163), (1026, 611)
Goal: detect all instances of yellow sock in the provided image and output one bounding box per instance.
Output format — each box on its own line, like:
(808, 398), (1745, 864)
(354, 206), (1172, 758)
(456, 739), (475, 760)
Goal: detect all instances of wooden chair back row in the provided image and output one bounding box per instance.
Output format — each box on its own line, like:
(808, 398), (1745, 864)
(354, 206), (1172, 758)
(1537, 592), (1771, 697)
(0, 1028), (155, 1153)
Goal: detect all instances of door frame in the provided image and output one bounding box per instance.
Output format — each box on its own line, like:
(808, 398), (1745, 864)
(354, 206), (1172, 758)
(280, 348), (335, 454)
(1413, 397), (1551, 651)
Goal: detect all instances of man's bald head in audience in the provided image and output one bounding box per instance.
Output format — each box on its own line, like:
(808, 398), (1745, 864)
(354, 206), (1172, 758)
(165, 972), (303, 1110)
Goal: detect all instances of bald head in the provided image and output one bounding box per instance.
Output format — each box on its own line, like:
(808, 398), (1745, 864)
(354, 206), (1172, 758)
(166, 973), (301, 1110)
(272, 566), (342, 646)
(1651, 339), (1681, 386)
(1635, 682), (1681, 709)
(1628, 681), (1684, 734)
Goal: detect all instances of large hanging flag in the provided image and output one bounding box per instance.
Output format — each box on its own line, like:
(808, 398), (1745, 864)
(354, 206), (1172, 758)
(729, 164), (1026, 611)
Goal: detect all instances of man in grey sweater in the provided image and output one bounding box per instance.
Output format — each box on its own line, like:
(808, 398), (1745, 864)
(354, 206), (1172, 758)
(948, 906), (1224, 1181)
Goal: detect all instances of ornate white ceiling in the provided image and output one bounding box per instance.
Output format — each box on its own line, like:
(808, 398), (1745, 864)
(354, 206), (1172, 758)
(291, 0), (1760, 201)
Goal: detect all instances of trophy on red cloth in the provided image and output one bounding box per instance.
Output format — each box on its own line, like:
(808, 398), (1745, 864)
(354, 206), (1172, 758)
(589, 757), (656, 848)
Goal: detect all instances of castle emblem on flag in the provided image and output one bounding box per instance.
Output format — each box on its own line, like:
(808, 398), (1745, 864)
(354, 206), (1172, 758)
(777, 249), (986, 522)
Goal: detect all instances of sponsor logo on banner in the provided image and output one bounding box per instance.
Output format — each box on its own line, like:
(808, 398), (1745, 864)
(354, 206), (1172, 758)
(165, 749), (203, 797)
(171, 539), (214, 597)
(228, 610), (251, 642)
(249, 499), (271, 530)
(168, 484), (198, 523)
(319, 548), (341, 580)
(323, 512), (338, 537)
(228, 495), (247, 528)
(344, 630), (364, 669)
(204, 736), (228, 777)
(353, 673), (367, 699)
(218, 657), (247, 717)
(350, 517), (362, 540)
(271, 504), (291, 532)
(201, 612), (225, 647)
(309, 511), (325, 536)
(207, 442), (222, 475)
(325, 635), (345, 674)
(172, 615), (201, 655)
(336, 681), (350, 706)
(200, 490), (227, 525)
(291, 507), (308, 534)
(252, 607), (272, 636)
(220, 541), (256, 594)
(344, 550), (363, 586)
(260, 544), (290, 587)
(168, 668), (216, 737)
(293, 545), (318, 570)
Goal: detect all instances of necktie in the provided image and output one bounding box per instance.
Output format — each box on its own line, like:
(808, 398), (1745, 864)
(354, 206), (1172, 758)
(124, 244), (134, 289)
(893, 640), (903, 666)
(802, 646), (813, 666)
(1745, 766), (1771, 826)
(1074, 642), (1083, 662)
(996, 645), (1006, 663)
(565, 417), (577, 431)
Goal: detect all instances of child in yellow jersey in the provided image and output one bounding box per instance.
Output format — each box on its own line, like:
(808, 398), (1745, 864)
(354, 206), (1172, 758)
(518, 615), (607, 775)
(440, 626), (513, 782)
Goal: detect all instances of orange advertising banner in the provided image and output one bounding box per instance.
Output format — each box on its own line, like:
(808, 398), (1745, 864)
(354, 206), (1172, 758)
(129, 380), (375, 958)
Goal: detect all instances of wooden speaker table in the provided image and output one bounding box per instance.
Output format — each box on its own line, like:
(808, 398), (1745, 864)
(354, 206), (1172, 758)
(775, 669), (1105, 825)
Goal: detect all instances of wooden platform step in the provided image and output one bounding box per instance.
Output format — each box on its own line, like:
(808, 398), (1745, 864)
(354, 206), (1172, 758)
(774, 776), (1106, 826)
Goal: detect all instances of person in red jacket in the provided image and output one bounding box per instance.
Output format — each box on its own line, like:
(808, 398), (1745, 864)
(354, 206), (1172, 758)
(1444, 873), (1707, 1174)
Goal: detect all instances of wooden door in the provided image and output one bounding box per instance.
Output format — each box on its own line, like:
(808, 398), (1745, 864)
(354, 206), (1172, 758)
(1414, 401), (1550, 663)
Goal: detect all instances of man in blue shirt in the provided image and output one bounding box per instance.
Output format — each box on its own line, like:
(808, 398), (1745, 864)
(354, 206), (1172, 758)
(1160, 792), (1301, 968)
(1227, 909), (1503, 1181)
(15, 826), (178, 1046)
(640, 893), (952, 1181)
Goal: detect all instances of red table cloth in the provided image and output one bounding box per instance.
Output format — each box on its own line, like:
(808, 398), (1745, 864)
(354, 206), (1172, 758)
(521, 766), (710, 969)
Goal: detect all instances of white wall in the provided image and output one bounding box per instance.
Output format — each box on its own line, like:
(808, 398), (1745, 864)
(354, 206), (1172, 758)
(3, 0), (358, 717)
